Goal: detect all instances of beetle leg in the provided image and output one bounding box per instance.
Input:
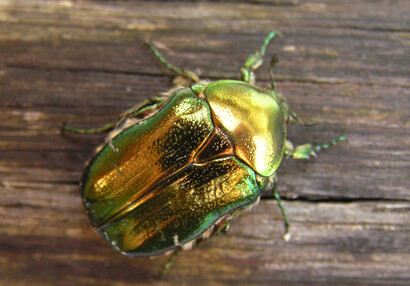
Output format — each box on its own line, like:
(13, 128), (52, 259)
(241, 31), (281, 84)
(288, 111), (317, 127)
(146, 42), (200, 83)
(62, 97), (166, 135)
(269, 93), (313, 126)
(285, 134), (346, 159)
(159, 249), (180, 279)
(269, 54), (279, 90)
(272, 174), (291, 241)
(215, 221), (231, 236)
(61, 121), (116, 134)
(219, 221), (231, 235)
(120, 96), (167, 119)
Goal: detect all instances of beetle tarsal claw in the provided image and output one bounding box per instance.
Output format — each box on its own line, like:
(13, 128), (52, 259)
(283, 233), (291, 242)
(283, 229), (292, 241)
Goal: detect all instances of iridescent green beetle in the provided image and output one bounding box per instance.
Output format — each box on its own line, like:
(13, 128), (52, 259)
(63, 32), (345, 273)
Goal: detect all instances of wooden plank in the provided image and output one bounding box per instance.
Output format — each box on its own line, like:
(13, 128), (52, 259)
(1, 201), (408, 285)
(0, 0), (409, 285)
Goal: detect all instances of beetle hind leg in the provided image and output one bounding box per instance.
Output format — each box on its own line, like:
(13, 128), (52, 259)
(61, 121), (116, 135)
(62, 97), (166, 135)
(146, 42), (200, 83)
(120, 96), (167, 119)
(241, 31), (280, 84)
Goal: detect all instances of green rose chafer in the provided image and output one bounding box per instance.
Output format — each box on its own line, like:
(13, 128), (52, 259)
(63, 32), (345, 274)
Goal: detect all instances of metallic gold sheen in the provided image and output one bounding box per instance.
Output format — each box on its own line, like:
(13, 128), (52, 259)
(99, 157), (260, 256)
(204, 80), (286, 177)
(81, 80), (286, 256)
(82, 88), (214, 228)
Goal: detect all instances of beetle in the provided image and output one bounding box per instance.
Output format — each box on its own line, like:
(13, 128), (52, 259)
(63, 31), (345, 276)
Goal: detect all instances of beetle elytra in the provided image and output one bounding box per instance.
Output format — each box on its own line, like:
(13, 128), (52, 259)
(63, 31), (345, 276)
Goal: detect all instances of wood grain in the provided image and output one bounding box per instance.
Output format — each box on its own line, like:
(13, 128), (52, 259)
(0, 1), (409, 285)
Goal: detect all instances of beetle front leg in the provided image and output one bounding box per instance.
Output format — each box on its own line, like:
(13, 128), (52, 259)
(146, 43), (200, 83)
(241, 31), (280, 84)
(285, 134), (346, 159)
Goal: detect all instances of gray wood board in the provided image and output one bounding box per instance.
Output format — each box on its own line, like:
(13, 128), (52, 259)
(0, 1), (409, 285)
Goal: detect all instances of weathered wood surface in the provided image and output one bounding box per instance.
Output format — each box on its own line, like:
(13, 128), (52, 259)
(0, 1), (409, 285)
